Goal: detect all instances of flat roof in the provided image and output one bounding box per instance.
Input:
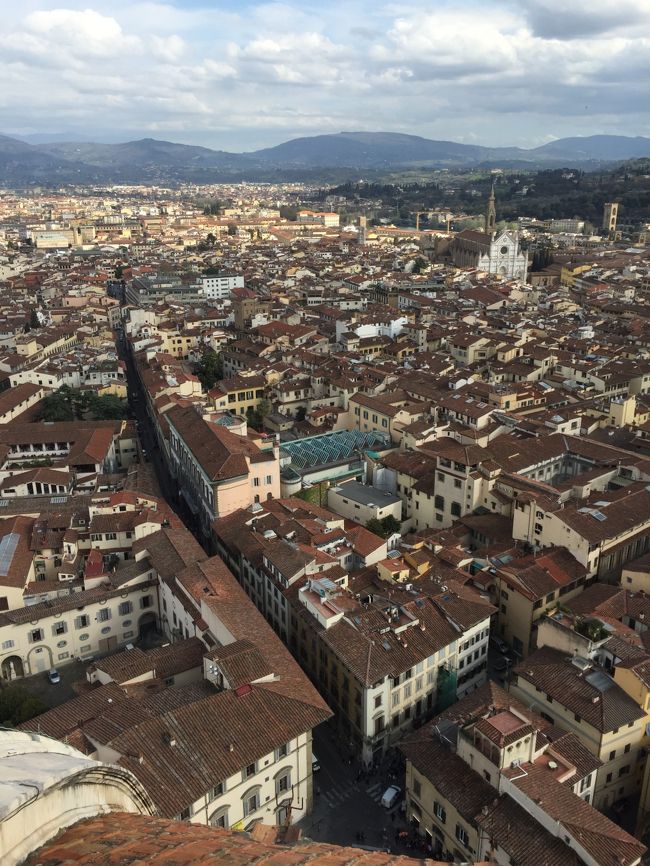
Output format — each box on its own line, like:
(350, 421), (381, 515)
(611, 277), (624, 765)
(331, 480), (401, 507)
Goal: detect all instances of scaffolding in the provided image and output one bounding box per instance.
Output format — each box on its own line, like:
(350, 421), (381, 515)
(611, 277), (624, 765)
(435, 665), (457, 714)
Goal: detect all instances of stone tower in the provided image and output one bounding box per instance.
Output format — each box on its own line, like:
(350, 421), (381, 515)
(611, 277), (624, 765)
(485, 182), (496, 235)
(603, 202), (619, 236)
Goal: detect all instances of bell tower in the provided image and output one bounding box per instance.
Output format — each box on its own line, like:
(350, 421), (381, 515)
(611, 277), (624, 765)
(485, 182), (496, 235)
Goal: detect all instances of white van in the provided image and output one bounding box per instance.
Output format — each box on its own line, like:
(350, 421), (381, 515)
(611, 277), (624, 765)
(380, 785), (401, 809)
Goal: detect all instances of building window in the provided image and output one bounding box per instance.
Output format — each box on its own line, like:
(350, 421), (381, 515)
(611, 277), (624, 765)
(242, 787), (261, 817)
(52, 621), (67, 636)
(209, 806), (229, 828)
(276, 771), (291, 794)
(450, 502), (461, 518)
(75, 614), (89, 629)
(209, 782), (225, 801)
(374, 695), (382, 709)
(243, 762), (257, 780)
(97, 608), (111, 622)
(179, 806), (192, 821)
(140, 595), (152, 609)
(1, 639), (14, 650)
(609, 750), (616, 761)
(434, 802), (446, 824)
(434, 495), (444, 511)
(455, 824), (469, 847)
(29, 629), (43, 643)
(413, 778), (421, 798)
(276, 743), (289, 759)
(118, 601), (132, 616)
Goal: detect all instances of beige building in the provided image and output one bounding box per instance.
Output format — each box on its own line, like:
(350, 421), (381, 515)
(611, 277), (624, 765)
(510, 647), (648, 811)
(401, 680), (644, 865)
(327, 480), (402, 526)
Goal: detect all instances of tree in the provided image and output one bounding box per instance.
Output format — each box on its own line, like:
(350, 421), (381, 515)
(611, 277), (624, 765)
(246, 398), (272, 430)
(227, 224), (238, 236)
(206, 232), (216, 248)
(366, 515), (402, 539)
(257, 398), (271, 421)
(114, 264), (124, 279)
(39, 386), (126, 422)
(195, 347), (223, 392)
(411, 256), (428, 274)
(0, 684), (47, 727)
(86, 394), (127, 420)
(39, 386), (76, 421)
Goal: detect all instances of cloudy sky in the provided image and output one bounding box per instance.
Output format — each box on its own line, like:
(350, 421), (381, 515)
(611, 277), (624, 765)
(2, 0), (649, 150)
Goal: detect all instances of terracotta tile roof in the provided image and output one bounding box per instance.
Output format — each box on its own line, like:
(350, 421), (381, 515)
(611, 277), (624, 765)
(167, 405), (273, 482)
(400, 732), (496, 821)
(549, 732), (602, 782)
(514, 646), (645, 732)
(511, 763), (646, 866)
(24, 813), (455, 865)
(476, 795), (579, 866)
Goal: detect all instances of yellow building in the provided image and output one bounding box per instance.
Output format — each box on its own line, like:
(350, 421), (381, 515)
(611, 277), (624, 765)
(511, 647), (648, 811)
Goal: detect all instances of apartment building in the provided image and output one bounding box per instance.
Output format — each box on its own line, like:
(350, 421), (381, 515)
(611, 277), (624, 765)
(213, 497), (388, 643)
(349, 390), (428, 444)
(208, 374), (268, 416)
(510, 646), (648, 811)
(197, 272), (244, 301)
(0, 562), (159, 679)
(486, 546), (590, 656)
(23, 522), (332, 833)
(401, 681), (644, 865)
(513, 482), (650, 579)
(166, 405), (280, 537)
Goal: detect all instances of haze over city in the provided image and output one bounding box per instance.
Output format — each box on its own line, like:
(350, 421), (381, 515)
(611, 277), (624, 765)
(2, 0), (650, 149)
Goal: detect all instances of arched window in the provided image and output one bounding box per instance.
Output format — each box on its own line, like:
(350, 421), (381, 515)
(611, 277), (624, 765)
(242, 785), (261, 817)
(274, 766), (292, 796)
(209, 805), (229, 828)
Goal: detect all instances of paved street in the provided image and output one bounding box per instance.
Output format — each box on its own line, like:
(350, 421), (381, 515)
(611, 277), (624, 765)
(297, 722), (423, 856)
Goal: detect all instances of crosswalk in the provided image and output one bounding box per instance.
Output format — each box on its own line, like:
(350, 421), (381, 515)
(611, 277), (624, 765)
(319, 780), (385, 809)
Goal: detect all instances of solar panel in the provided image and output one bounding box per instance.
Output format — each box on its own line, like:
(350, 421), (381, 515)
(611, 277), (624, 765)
(0, 533), (20, 577)
(585, 671), (613, 692)
(591, 511), (607, 521)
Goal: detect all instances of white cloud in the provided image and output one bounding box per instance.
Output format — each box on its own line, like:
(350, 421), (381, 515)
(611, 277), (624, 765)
(1, 1), (650, 148)
(151, 34), (186, 62)
(25, 8), (140, 56)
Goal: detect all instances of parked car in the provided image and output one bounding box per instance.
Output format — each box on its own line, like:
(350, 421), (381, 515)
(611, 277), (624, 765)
(48, 668), (61, 684)
(311, 753), (321, 773)
(381, 785), (401, 809)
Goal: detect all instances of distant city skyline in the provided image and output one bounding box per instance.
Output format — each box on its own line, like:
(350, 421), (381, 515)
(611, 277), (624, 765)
(2, 0), (650, 151)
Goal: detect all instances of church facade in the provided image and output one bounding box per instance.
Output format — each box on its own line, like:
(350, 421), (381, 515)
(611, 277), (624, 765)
(450, 187), (528, 280)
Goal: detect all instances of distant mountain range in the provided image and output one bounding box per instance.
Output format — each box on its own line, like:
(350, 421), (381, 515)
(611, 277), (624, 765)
(1, 131), (649, 185)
